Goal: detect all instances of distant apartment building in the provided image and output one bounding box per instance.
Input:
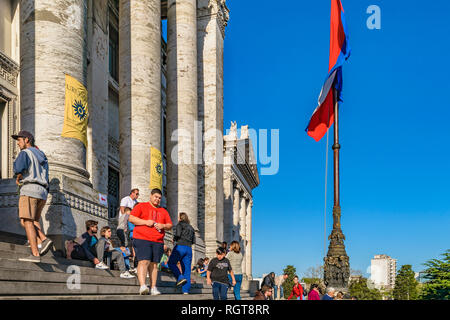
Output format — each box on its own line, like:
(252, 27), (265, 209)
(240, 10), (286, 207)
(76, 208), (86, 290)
(370, 254), (397, 289)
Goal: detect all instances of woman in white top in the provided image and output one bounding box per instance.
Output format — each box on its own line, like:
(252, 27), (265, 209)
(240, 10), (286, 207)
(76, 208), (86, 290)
(226, 241), (244, 300)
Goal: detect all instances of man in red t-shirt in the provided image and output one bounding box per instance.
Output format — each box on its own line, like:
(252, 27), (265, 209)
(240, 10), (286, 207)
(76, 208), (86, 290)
(129, 188), (173, 295)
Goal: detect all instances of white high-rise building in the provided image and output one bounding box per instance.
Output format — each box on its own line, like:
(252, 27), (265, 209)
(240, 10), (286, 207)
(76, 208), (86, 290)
(370, 254), (397, 289)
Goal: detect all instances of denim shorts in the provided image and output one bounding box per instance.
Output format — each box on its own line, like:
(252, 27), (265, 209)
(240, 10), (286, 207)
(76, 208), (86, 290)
(132, 238), (164, 263)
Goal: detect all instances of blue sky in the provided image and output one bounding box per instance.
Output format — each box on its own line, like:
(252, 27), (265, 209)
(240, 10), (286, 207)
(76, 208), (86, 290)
(223, 0), (450, 278)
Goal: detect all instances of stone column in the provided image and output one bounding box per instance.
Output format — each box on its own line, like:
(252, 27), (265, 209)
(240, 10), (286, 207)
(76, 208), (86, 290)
(20, 0), (90, 184)
(240, 193), (247, 275)
(86, 0), (109, 195)
(166, 0), (198, 226)
(232, 186), (240, 241)
(197, 0), (228, 259)
(119, 0), (161, 201)
(246, 200), (253, 279)
(20, 0), (111, 253)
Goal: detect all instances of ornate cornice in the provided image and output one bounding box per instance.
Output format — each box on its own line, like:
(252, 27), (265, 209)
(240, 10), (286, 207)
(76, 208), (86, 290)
(0, 51), (19, 87)
(197, 0), (230, 38)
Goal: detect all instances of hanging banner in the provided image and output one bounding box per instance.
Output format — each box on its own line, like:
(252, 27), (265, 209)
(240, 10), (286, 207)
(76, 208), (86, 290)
(150, 146), (163, 191)
(61, 74), (89, 146)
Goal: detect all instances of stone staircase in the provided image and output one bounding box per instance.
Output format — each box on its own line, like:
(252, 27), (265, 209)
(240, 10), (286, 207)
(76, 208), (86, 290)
(0, 241), (253, 300)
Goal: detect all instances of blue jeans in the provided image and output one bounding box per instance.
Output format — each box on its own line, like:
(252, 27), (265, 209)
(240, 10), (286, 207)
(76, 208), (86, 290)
(273, 285), (284, 299)
(228, 274), (243, 300)
(212, 282), (228, 300)
(168, 244), (192, 293)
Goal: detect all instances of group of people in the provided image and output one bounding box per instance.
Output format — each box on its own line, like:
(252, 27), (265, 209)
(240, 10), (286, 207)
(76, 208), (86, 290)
(254, 272), (355, 300)
(11, 129), (355, 300)
(11, 130), (242, 298)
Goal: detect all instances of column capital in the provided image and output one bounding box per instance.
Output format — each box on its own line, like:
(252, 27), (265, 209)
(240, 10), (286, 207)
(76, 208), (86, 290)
(197, 0), (230, 38)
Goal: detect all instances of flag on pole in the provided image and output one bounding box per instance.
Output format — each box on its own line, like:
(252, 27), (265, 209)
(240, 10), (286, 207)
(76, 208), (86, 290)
(62, 74), (89, 146)
(306, 0), (351, 142)
(149, 146), (163, 190)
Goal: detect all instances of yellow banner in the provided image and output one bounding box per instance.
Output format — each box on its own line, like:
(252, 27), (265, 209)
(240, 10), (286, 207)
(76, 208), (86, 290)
(61, 74), (89, 147)
(150, 147), (163, 191)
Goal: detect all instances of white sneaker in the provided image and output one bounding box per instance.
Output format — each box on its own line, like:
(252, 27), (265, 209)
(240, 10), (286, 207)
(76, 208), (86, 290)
(139, 285), (149, 295)
(129, 268), (137, 274)
(95, 262), (109, 270)
(151, 287), (161, 295)
(120, 271), (135, 279)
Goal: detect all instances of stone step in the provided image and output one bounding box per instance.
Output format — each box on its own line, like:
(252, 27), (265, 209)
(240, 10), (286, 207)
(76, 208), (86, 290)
(0, 268), (208, 290)
(0, 256), (207, 286)
(0, 280), (220, 296)
(0, 242), (208, 283)
(0, 249), (95, 268)
(0, 292), (252, 300)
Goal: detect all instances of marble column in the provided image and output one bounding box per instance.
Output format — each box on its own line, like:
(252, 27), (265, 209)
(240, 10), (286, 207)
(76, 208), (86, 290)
(246, 200), (253, 279)
(239, 193), (247, 275)
(20, 0), (90, 184)
(119, 0), (161, 201)
(197, 0), (228, 259)
(232, 186), (240, 241)
(86, 0), (109, 195)
(166, 0), (198, 227)
(19, 0), (112, 253)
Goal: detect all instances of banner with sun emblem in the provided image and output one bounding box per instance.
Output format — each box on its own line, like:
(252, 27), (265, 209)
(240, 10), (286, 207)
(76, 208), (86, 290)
(61, 74), (89, 147)
(150, 146), (163, 191)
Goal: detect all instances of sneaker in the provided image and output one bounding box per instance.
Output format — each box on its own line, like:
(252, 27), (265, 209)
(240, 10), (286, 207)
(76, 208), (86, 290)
(95, 262), (109, 270)
(39, 238), (53, 256)
(176, 278), (187, 287)
(120, 271), (136, 279)
(183, 292), (189, 295)
(129, 268), (137, 274)
(139, 285), (149, 295)
(18, 254), (41, 263)
(151, 287), (161, 295)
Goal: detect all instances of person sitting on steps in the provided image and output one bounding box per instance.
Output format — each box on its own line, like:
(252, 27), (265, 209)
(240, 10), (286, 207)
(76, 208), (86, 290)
(97, 226), (135, 279)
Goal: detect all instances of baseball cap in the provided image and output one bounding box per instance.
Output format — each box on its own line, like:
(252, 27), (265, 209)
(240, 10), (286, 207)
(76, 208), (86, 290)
(11, 130), (34, 141)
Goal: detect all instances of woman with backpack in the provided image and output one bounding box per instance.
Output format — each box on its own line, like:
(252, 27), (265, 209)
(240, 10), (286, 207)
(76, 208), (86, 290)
(167, 212), (195, 294)
(287, 275), (307, 300)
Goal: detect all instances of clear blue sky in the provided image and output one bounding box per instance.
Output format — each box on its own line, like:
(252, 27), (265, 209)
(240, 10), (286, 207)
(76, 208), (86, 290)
(223, 0), (450, 278)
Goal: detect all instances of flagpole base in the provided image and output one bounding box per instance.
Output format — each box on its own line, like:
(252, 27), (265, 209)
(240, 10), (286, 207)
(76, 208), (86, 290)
(324, 206), (350, 289)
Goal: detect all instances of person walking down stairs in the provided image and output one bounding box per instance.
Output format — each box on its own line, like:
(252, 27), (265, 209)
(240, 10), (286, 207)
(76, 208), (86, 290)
(12, 130), (53, 263)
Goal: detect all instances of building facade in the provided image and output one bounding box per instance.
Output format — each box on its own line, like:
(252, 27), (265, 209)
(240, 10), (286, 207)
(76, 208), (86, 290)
(0, 0), (258, 279)
(370, 254), (397, 289)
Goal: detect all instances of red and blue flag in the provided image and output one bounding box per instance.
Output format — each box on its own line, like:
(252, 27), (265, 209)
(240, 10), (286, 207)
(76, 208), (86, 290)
(306, 0), (351, 142)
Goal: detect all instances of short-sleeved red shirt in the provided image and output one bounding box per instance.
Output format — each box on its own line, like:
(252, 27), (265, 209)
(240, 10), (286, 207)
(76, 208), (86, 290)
(130, 202), (172, 243)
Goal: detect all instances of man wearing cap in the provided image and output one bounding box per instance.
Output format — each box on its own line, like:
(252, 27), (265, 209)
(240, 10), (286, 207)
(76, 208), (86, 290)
(12, 130), (52, 263)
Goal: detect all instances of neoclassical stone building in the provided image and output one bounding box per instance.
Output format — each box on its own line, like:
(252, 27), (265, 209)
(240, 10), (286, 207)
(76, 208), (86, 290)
(0, 0), (258, 279)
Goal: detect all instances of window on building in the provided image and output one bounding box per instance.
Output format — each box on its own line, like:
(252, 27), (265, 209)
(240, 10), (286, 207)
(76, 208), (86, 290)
(107, 166), (120, 218)
(109, 6), (119, 81)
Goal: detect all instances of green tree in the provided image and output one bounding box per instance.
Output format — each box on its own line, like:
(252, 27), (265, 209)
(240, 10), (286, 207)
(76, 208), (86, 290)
(420, 250), (450, 300)
(282, 265), (297, 299)
(348, 277), (382, 300)
(393, 265), (418, 300)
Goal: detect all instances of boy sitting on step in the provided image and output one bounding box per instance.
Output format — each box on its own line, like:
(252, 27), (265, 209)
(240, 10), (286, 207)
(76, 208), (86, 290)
(97, 226), (135, 279)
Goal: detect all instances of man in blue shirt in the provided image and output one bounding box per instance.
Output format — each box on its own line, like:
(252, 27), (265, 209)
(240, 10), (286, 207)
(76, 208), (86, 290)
(12, 130), (52, 263)
(321, 287), (336, 300)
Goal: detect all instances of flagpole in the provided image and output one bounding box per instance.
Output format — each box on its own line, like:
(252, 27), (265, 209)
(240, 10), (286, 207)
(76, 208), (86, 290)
(333, 89), (340, 207)
(323, 87), (349, 291)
